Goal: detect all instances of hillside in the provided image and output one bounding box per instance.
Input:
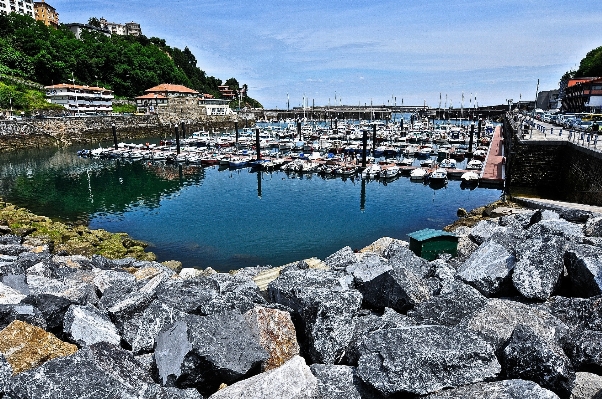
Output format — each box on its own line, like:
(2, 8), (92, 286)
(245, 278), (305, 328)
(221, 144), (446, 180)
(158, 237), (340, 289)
(0, 13), (262, 110)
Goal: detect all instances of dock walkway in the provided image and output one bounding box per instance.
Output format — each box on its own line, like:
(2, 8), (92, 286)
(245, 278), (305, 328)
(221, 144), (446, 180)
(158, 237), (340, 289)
(513, 197), (602, 216)
(480, 125), (505, 187)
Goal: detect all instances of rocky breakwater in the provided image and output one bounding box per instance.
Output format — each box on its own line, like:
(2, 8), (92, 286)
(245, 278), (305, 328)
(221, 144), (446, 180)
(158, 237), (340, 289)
(1, 206), (602, 398)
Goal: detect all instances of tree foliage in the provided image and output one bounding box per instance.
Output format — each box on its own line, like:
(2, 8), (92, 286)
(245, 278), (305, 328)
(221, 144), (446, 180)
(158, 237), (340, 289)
(574, 46), (602, 78)
(0, 13), (261, 107)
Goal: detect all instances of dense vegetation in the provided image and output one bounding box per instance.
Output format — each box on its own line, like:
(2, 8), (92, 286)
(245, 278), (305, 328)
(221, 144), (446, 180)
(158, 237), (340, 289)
(574, 46), (602, 78)
(0, 13), (261, 110)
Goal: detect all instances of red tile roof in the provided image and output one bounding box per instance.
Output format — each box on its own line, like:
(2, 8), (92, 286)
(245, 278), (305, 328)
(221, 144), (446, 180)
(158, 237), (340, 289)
(145, 84), (199, 95)
(45, 83), (112, 92)
(135, 93), (168, 100)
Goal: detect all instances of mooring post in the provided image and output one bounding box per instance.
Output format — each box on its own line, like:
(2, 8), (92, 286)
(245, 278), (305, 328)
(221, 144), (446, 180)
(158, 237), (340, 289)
(400, 118), (404, 135)
(181, 121), (186, 139)
(235, 121), (239, 149)
(335, 118), (338, 131)
(468, 124), (474, 155)
(372, 124), (377, 157)
(477, 119), (482, 141)
(362, 129), (368, 168)
(297, 120), (302, 141)
(111, 123), (118, 150)
(256, 128), (261, 160)
(175, 126), (180, 155)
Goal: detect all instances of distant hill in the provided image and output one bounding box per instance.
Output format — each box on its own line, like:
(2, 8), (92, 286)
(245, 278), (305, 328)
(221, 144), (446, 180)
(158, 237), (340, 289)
(0, 13), (261, 108)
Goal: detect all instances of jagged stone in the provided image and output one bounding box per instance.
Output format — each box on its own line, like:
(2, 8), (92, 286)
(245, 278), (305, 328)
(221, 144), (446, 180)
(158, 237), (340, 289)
(346, 253), (391, 286)
(469, 220), (507, 244)
(53, 254), (95, 270)
(565, 329), (602, 372)
(196, 273), (267, 316)
(502, 324), (575, 398)
(0, 320), (77, 374)
(457, 241), (516, 297)
(92, 269), (136, 294)
(25, 261), (53, 277)
(570, 372), (602, 399)
(544, 296), (602, 333)
(0, 303), (47, 330)
(0, 353), (12, 395)
(89, 254), (120, 270)
(324, 246), (358, 270)
(422, 379), (561, 398)
(460, 299), (568, 352)
(585, 217), (602, 237)
(162, 260), (183, 273)
(63, 304), (120, 347)
(267, 269), (361, 364)
(356, 325), (500, 396)
(2, 274), (29, 295)
(0, 282), (26, 304)
(26, 274), (98, 305)
(363, 237), (408, 257)
(6, 341), (182, 398)
(179, 267), (206, 280)
(208, 355), (317, 399)
(356, 265), (430, 312)
(0, 235), (21, 246)
(244, 306), (299, 371)
(162, 387), (204, 399)
(154, 311), (267, 395)
(560, 209), (592, 224)
(529, 219), (584, 241)
(21, 294), (72, 331)
(408, 281), (488, 326)
(386, 242), (433, 279)
(565, 245), (602, 297)
(154, 277), (220, 314)
(310, 364), (384, 399)
(512, 237), (567, 300)
(0, 244), (29, 256)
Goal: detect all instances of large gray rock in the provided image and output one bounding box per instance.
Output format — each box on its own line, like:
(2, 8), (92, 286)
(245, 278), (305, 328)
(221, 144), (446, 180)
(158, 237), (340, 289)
(469, 220), (507, 245)
(154, 277), (220, 314)
(565, 329), (602, 372)
(208, 356), (317, 399)
(356, 266), (430, 312)
(310, 364), (384, 399)
(460, 299), (568, 352)
(0, 303), (47, 330)
(529, 219), (584, 241)
(544, 296), (602, 333)
(385, 242), (433, 279)
(512, 237), (567, 300)
(6, 341), (182, 399)
(408, 281), (488, 326)
(268, 269), (362, 364)
(26, 274), (98, 305)
(570, 372), (602, 399)
(0, 282), (26, 305)
(2, 274), (29, 295)
(356, 326), (501, 396)
(502, 324), (575, 398)
(21, 294), (73, 331)
(196, 273), (267, 316)
(0, 354), (12, 395)
(63, 304), (121, 347)
(423, 379), (560, 399)
(154, 311), (267, 395)
(92, 269), (136, 294)
(457, 241), (516, 297)
(325, 246), (358, 270)
(585, 217), (602, 237)
(565, 245), (602, 297)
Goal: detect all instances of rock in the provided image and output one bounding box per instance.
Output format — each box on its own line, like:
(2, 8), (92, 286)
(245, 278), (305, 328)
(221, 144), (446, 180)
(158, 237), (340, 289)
(310, 364), (384, 399)
(21, 294), (73, 331)
(585, 217), (602, 237)
(408, 281), (488, 326)
(0, 244), (29, 256)
(324, 246), (357, 270)
(267, 269), (362, 364)
(469, 220), (507, 244)
(502, 324), (575, 398)
(357, 266), (430, 312)
(154, 311), (267, 395)
(154, 277), (220, 314)
(362, 237), (408, 257)
(356, 325), (500, 396)
(565, 329), (602, 372)
(565, 245), (602, 297)
(560, 209), (592, 224)
(0, 282), (26, 304)
(457, 207), (468, 217)
(92, 269), (136, 293)
(63, 304), (121, 347)
(179, 267), (206, 279)
(512, 237), (567, 300)
(244, 306), (300, 371)
(0, 354), (12, 394)
(0, 235), (21, 245)
(345, 307), (415, 365)
(544, 296), (602, 333)
(346, 253), (391, 286)
(196, 273), (267, 316)
(25, 261), (53, 277)
(26, 274), (98, 305)
(529, 219), (584, 241)
(570, 372), (602, 399)
(162, 260), (183, 273)
(457, 240), (516, 297)
(460, 299), (568, 352)
(0, 303), (47, 330)
(208, 356), (317, 399)
(386, 242), (433, 279)
(422, 379), (561, 399)
(162, 387), (204, 399)
(0, 320), (77, 373)
(2, 274), (29, 295)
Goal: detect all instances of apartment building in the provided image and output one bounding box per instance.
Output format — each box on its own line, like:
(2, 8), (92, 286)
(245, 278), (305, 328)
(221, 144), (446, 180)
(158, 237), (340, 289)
(34, 0), (58, 28)
(0, 0), (34, 17)
(99, 18), (142, 36)
(45, 84), (114, 115)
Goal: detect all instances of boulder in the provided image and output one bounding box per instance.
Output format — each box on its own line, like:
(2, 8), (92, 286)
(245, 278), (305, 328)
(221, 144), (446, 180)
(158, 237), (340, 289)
(570, 372), (602, 399)
(0, 303), (47, 330)
(356, 326), (501, 396)
(384, 242), (433, 279)
(91, 269), (136, 294)
(0, 244), (29, 257)
(196, 273), (267, 316)
(422, 379), (560, 399)
(63, 304), (121, 347)
(529, 219), (584, 241)
(21, 294), (73, 331)
(502, 324), (575, 398)
(2, 274), (29, 295)
(324, 246), (357, 270)
(310, 364), (384, 399)
(0, 282), (26, 305)
(408, 281), (488, 326)
(0, 235), (21, 246)
(457, 241), (516, 297)
(345, 253), (391, 286)
(544, 296), (602, 333)
(26, 274), (98, 305)
(565, 245), (602, 297)
(0, 320), (77, 374)
(0, 354), (11, 395)
(564, 329), (602, 372)
(559, 209), (591, 224)
(208, 356), (317, 399)
(154, 311), (267, 395)
(154, 277), (220, 314)
(469, 220), (508, 244)
(585, 217), (602, 237)
(267, 269), (362, 364)
(512, 237), (567, 300)
(244, 306), (300, 371)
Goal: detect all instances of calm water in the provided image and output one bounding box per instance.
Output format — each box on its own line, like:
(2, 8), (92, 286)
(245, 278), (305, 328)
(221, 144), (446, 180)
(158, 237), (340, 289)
(0, 146), (502, 271)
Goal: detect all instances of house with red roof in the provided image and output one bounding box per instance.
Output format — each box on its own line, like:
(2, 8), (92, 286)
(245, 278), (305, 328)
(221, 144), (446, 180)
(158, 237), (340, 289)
(135, 84), (199, 113)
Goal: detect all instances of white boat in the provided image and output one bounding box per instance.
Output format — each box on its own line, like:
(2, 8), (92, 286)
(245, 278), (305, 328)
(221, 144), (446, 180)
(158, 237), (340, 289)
(420, 159), (434, 168)
(410, 168), (428, 181)
(382, 165), (400, 178)
(362, 164), (381, 179)
(399, 157), (415, 166)
(429, 168), (448, 182)
(461, 171), (480, 183)
(439, 158), (457, 169)
(467, 159), (483, 170)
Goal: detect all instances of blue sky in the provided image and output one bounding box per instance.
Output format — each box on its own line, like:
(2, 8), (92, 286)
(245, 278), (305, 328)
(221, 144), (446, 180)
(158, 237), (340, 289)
(52, 0), (602, 108)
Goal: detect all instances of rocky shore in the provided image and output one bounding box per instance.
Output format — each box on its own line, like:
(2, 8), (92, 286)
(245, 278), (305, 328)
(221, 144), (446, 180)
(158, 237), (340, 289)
(0, 201), (602, 398)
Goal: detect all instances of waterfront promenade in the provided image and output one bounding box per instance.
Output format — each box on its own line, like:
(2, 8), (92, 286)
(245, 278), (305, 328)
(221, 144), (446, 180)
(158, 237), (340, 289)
(480, 125), (505, 187)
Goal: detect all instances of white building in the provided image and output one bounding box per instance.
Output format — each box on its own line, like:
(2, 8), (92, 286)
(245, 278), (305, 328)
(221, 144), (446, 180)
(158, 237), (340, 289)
(64, 23), (111, 39)
(0, 0), (34, 17)
(100, 18), (142, 36)
(199, 98), (234, 116)
(45, 84), (114, 114)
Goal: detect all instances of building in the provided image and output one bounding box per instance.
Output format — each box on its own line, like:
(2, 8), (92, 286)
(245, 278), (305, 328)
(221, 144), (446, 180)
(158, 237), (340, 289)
(135, 84), (234, 116)
(536, 90), (560, 111)
(218, 85), (237, 100)
(198, 96), (234, 116)
(45, 84), (114, 114)
(125, 21), (141, 36)
(135, 84), (199, 113)
(34, 0), (58, 28)
(64, 23), (111, 39)
(0, 0), (34, 17)
(99, 18), (142, 36)
(563, 77), (602, 113)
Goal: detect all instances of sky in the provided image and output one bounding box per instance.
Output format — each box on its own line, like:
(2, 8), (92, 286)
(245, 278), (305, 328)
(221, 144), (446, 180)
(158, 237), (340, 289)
(51, 0), (602, 109)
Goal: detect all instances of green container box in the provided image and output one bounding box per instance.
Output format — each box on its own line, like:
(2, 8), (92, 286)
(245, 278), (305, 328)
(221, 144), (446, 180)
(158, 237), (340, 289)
(408, 228), (459, 261)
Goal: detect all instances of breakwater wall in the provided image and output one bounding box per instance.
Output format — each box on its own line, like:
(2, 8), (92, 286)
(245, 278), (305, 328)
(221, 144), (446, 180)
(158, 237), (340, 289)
(0, 114), (243, 152)
(503, 117), (602, 206)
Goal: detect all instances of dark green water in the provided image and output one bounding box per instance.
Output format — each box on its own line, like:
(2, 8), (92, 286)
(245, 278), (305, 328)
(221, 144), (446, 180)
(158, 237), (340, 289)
(0, 147), (502, 271)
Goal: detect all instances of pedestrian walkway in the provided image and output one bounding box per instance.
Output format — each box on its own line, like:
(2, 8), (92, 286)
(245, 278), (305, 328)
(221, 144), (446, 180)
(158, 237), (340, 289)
(480, 125), (505, 187)
(513, 197), (602, 216)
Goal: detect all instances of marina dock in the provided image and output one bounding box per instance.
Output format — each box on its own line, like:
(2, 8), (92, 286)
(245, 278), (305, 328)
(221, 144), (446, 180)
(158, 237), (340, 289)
(479, 126), (505, 188)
